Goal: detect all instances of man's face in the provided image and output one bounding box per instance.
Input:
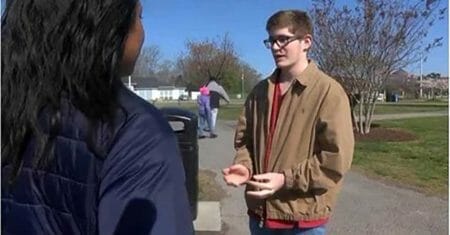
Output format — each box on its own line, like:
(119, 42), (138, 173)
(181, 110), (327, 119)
(267, 27), (311, 69)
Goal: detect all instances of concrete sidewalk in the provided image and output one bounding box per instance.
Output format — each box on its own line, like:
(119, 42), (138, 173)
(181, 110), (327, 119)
(195, 111), (448, 234)
(194, 201), (221, 232)
(197, 120), (248, 234)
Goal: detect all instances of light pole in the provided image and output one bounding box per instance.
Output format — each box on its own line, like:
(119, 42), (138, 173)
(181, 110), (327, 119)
(241, 71), (245, 99)
(419, 50), (423, 98)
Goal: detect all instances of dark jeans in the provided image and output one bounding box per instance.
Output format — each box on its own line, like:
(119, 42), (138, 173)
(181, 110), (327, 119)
(197, 112), (212, 136)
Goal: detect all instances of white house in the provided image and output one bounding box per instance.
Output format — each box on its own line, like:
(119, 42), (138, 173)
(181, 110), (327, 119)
(122, 76), (189, 101)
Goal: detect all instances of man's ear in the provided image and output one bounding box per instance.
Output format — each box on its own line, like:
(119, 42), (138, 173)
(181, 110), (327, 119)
(303, 34), (313, 51)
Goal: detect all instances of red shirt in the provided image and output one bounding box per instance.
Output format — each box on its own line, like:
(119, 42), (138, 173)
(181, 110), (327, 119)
(260, 79), (328, 229)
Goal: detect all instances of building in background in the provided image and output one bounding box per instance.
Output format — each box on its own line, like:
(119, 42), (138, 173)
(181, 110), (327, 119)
(122, 76), (192, 102)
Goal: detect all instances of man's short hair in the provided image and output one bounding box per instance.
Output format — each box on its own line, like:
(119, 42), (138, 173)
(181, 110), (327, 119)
(266, 10), (313, 37)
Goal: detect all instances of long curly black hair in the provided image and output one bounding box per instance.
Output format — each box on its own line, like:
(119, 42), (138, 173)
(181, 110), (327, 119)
(1, 0), (139, 181)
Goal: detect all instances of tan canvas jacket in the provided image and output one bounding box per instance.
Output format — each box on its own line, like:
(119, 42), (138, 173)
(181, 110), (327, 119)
(233, 61), (354, 221)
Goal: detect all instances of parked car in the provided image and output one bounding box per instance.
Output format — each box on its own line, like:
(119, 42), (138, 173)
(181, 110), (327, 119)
(376, 93), (385, 102)
(178, 94), (189, 101)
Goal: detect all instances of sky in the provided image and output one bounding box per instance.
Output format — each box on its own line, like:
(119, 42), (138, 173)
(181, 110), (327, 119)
(141, 0), (449, 77)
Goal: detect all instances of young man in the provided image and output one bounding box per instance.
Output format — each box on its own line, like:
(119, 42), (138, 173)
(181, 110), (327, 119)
(206, 76), (230, 138)
(223, 10), (354, 234)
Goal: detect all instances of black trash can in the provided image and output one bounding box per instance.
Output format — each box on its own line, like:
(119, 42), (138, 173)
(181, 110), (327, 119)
(160, 107), (198, 220)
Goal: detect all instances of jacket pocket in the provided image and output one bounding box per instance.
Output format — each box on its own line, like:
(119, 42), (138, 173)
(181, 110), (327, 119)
(295, 196), (315, 216)
(313, 194), (328, 214)
(293, 192), (328, 216)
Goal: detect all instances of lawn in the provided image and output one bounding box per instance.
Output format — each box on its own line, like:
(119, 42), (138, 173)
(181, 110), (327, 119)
(352, 116), (448, 197)
(157, 100), (448, 120)
(365, 102), (448, 114)
(156, 101), (243, 120)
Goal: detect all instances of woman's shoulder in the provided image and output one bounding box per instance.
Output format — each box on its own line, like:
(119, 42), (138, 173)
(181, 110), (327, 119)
(116, 85), (173, 136)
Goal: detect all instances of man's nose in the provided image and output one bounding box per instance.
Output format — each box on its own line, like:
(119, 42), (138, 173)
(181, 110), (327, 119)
(271, 42), (281, 51)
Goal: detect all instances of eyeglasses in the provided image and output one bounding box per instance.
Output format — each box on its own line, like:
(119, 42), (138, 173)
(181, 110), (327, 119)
(263, 35), (302, 49)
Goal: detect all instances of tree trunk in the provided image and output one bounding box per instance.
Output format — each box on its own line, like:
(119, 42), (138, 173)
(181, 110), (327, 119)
(364, 91), (377, 134)
(352, 108), (359, 133)
(358, 93), (364, 133)
(349, 94), (359, 133)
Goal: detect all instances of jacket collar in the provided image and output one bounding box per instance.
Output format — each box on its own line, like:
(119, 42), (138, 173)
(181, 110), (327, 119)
(268, 60), (319, 87)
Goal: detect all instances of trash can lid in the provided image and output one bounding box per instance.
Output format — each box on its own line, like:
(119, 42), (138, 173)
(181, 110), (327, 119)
(160, 107), (197, 120)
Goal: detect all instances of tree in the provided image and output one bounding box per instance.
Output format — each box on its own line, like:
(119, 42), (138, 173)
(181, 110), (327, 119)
(425, 72), (441, 79)
(132, 45), (161, 77)
(433, 78), (448, 97)
(421, 76), (448, 98)
(385, 70), (417, 98)
(218, 62), (261, 95)
(155, 60), (182, 85)
(310, 0), (446, 134)
(240, 63), (262, 96)
(176, 34), (238, 88)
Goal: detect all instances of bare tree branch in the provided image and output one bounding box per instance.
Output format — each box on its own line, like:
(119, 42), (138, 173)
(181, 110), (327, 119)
(310, 0), (445, 134)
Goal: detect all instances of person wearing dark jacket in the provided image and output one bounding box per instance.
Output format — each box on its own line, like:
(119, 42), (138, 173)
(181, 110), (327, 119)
(206, 77), (230, 137)
(1, 1), (193, 234)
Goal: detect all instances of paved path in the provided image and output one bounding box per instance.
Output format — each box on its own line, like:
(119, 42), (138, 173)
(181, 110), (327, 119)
(198, 112), (448, 235)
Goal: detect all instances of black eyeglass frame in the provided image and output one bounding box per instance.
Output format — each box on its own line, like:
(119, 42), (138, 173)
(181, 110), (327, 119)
(263, 35), (304, 49)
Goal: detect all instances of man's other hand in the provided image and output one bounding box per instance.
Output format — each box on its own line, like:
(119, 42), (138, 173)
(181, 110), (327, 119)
(222, 164), (250, 187)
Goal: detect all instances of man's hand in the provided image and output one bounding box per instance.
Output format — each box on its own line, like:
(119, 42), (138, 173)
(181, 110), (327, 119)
(222, 164), (250, 187)
(245, 173), (285, 199)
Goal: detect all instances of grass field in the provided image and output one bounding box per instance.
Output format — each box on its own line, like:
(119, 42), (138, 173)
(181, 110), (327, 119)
(157, 100), (448, 120)
(360, 102), (448, 114)
(352, 116), (448, 197)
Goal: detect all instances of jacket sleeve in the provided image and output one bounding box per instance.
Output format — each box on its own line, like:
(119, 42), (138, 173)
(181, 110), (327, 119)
(232, 103), (254, 176)
(218, 85), (231, 103)
(282, 84), (354, 192)
(98, 114), (193, 235)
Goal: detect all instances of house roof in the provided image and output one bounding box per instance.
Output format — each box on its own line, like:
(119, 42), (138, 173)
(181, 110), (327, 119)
(390, 69), (411, 81)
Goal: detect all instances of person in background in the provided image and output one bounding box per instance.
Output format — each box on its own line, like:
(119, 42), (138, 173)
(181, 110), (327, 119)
(206, 76), (230, 137)
(222, 9), (354, 235)
(1, 0), (193, 234)
(197, 86), (214, 138)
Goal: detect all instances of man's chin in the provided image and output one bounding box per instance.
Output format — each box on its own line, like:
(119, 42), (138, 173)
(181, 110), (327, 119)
(275, 62), (289, 69)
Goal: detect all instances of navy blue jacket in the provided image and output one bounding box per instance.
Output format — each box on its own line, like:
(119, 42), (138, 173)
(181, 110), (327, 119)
(2, 85), (194, 234)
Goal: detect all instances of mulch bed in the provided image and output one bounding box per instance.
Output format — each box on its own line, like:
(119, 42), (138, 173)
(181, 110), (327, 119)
(198, 169), (227, 201)
(354, 127), (417, 142)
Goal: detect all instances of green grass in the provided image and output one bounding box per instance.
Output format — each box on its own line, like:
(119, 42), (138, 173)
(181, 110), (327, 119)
(352, 116), (448, 197)
(371, 103), (448, 114)
(157, 100), (448, 120)
(155, 101), (244, 120)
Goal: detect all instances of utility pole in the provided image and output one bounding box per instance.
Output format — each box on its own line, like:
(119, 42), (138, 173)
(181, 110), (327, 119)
(419, 50), (423, 98)
(128, 75), (133, 91)
(241, 70), (245, 99)
(128, 75), (135, 92)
